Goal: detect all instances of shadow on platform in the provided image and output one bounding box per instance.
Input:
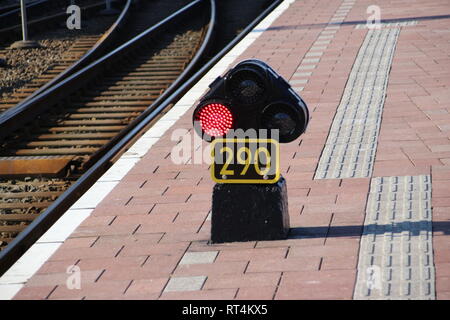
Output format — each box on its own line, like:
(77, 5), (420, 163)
(288, 220), (450, 239)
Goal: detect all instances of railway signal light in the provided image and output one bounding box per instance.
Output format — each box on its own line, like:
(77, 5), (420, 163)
(192, 59), (310, 243)
(193, 59), (309, 143)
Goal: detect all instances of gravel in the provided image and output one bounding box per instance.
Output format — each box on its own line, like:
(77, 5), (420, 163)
(0, 14), (116, 100)
(0, 38), (75, 98)
(0, 177), (71, 194)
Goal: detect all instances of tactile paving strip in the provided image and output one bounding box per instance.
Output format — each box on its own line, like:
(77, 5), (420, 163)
(315, 28), (400, 179)
(354, 175), (435, 300)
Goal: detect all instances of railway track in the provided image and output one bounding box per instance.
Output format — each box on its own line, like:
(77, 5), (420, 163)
(0, 0), (211, 251)
(0, 0), (281, 276)
(0, 1), (129, 114)
(0, 1), (198, 114)
(0, 32), (114, 113)
(2, 30), (206, 159)
(0, 177), (70, 244)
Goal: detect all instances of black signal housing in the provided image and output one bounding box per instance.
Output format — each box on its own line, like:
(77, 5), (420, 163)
(193, 59), (309, 143)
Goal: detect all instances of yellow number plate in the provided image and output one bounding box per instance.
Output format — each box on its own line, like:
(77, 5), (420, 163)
(211, 138), (280, 184)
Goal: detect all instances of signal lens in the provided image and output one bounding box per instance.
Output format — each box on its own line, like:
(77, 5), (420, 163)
(261, 103), (305, 143)
(196, 103), (234, 137)
(228, 69), (266, 104)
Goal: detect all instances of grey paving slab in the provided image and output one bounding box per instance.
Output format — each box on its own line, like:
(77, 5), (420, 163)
(179, 251), (218, 265)
(164, 276), (207, 292)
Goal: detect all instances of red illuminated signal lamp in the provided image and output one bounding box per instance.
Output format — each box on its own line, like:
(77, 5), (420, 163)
(193, 102), (234, 139)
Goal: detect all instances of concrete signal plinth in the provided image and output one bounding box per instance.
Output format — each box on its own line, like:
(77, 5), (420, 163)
(211, 176), (290, 243)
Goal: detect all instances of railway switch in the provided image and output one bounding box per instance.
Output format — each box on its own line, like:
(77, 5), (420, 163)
(192, 59), (310, 243)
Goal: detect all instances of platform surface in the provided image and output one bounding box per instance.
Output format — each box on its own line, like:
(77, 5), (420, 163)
(2, 0), (450, 300)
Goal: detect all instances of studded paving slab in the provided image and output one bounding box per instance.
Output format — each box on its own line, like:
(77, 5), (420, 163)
(354, 175), (435, 299)
(315, 27), (400, 179)
(2, 0), (450, 300)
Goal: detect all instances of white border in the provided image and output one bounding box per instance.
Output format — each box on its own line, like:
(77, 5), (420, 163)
(0, 0), (295, 300)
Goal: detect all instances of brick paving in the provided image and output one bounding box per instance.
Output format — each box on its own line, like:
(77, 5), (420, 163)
(9, 0), (450, 300)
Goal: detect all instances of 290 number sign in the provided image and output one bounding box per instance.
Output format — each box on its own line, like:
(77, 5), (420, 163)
(211, 138), (280, 184)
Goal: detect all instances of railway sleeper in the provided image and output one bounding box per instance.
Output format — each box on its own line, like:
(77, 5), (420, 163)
(0, 214), (39, 222)
(20, 139), (110, 147)
(78, 95), (157, 101)
(36, 132), (118, 140)
(65, 106), (147, 113)
(61, 113), (142, 120)
(101, 80), (174, 85)
(0, 202), (52, 210)
(39, 125), (127, 132)
(0, 225), (29, 233)
(104, 75), (178, 81)
(71, 101), (154, 107)
(42, 119), (132, 126)
(0, 191), (63, 199)
(0, 156), (75, 177)
(13, 147), (99, 156)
